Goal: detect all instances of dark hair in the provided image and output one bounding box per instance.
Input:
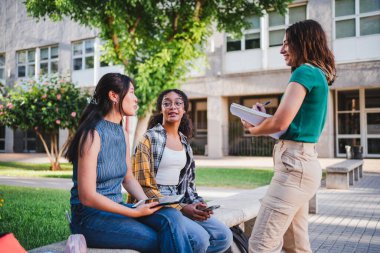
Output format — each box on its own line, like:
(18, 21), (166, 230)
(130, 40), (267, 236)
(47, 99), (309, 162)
(286, 19), (336, 85)
(65, 73), (134, 162)
(148, 89), (193, 139)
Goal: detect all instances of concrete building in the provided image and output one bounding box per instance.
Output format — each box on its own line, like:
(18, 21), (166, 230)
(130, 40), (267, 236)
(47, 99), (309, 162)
(0, 0), (379, 158)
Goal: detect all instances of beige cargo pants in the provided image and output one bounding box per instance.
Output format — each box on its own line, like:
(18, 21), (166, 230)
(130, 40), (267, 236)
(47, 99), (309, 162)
(249, 140), (322, 253)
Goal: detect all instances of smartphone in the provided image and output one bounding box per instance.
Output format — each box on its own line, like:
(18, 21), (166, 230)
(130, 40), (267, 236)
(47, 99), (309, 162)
(200, 205), (220, 212)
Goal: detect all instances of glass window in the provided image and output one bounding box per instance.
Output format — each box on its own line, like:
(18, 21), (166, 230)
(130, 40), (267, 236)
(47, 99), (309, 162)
(85, 39), (94, 54)
(337, 90), (360, 111)
(338, 138), (361, 154)
(40, 63), (48, 75)
(336, 19), (356, 38)
(18, 51), (26, 64)
(365, 88), (380, 108)
(246, 16), (260, 29)
(28, 50), (35, 63)
(73, 58), (82, 71)
(338, 113), (361, 134)
(18, 66), (26, 77)
(289, 5), (306, 24)
(245, 33), (260, 49)
(72, 39), (95, 71)
(51, 61), (58, 73)
(269, 29), (285, 47)
(226, 36), (242, 52)
(28, 65), (35, 77)
(269, 11), (285, 27)
(360, 15), (380, 36)
(51, 46), (59, 59)
(360, 0), (380, 13)
(73, 43), (82, 56)
(367, 113), (380, 135)
(85, 56), (94, 69)
(40, 48), (49, 60)
(335, 0), (355, 17)
(368, 138), (380, 154)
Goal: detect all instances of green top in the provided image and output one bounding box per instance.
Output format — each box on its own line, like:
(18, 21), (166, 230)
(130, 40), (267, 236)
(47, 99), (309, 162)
(280, 64), (328, 143)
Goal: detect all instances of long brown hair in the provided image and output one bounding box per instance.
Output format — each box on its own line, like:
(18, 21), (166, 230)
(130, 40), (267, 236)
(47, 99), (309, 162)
(286, 19), (336, 85)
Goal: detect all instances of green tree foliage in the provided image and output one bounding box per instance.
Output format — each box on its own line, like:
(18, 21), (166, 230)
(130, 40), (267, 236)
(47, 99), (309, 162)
(0, 76), (89, 170)
(25, 0), (291, 143)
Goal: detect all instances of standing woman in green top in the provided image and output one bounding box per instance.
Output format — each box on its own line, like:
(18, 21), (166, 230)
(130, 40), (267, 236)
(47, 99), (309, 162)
(241, 19), (335, 253)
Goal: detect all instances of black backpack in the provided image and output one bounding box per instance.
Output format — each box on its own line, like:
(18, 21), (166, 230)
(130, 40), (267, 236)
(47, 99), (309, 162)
(224, 225), (249, 253)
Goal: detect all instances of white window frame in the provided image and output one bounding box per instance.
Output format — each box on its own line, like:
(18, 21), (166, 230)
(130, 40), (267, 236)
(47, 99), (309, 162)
(72, 39), (95, 71)
(333, 0), (380, 39)
(17, 49), (36, 78)
(226, 16), (261, 53)
(0, 53), (5, 82)
(39, 45), (59, 76)
(335, 88), (380, 158)
(268, 3), (307, 47)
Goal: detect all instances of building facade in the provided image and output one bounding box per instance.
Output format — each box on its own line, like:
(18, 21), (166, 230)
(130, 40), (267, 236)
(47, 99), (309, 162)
(1, 0), (379, 158)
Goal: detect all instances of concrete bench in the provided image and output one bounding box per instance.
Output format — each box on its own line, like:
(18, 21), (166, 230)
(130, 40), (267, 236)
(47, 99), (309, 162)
(30, 185), (317, 252)
(326, 159), (364, 189)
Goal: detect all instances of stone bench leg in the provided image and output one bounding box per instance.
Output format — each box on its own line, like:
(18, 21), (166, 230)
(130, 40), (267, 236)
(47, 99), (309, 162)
(359, 165), (363, 178)
(354, 167), (359, 181)
(326, 172), (349, 189)
(309, 193), (317, 214)
(349, 170), (354, 185)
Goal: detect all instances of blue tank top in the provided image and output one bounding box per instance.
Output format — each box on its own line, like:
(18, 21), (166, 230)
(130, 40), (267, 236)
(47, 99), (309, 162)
(70, 119), (127, 205)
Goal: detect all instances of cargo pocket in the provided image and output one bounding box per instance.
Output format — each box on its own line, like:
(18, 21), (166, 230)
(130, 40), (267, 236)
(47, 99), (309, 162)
(280, 150), (304, 187)
(252, 205), (290, 250)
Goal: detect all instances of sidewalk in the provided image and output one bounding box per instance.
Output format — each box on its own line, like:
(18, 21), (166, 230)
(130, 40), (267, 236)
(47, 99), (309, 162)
(0, 153), (379, 172)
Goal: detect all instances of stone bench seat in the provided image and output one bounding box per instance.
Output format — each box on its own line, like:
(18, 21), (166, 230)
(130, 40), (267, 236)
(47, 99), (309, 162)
(29, 186), (268, 253)
(326, 159), (364, 189)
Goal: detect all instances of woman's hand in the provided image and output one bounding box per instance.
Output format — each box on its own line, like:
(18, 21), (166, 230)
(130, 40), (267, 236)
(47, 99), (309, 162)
(181, 203), (211, 221)
(241, 119), (255, 135)
(133, 202), (162, 217)
(253, 102), (266, 113)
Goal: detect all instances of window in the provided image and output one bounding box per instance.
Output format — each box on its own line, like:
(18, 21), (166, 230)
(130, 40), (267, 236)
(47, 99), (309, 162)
(40, 45), (59, 75)
(17, 49), (36, 78)
(0, 53), (5, 81)
(268, 5), (306, 47)
(72, 39), (94, 71)
(226, 16), (261, 52)
(191, 100), (208, 136)
(335, 0), (380, 39)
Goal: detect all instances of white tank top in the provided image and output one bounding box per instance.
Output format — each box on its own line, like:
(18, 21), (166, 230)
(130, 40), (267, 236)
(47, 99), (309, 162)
(156, 146), (187, 185)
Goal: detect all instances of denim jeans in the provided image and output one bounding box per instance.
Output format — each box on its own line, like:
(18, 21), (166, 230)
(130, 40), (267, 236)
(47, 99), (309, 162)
(70, 203), (193, 253)
(159, 185), (233, 253)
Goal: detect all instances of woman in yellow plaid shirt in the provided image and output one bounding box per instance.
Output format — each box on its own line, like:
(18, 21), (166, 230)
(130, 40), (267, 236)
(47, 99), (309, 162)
(132, 89), (232, 253)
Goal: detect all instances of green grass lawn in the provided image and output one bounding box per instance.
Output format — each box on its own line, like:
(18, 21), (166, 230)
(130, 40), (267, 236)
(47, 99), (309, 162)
(0, 185), (71, 250)
(0, 161), (73, 178)
(0, 161), (274, 188)
(197, 167), (273, 188)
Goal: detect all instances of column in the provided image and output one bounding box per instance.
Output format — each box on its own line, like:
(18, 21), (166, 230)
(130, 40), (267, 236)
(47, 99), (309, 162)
(207, 96), (229, 158)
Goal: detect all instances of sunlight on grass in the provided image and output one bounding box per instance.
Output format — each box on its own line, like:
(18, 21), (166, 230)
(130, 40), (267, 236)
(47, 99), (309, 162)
(0, 162), (73, 178)
(0, 185), (70, 250)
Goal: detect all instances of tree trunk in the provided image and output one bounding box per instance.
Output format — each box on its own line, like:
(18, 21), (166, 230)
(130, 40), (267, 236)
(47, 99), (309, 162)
(51, 161), (61, 171)
(132, 113), (152, 150)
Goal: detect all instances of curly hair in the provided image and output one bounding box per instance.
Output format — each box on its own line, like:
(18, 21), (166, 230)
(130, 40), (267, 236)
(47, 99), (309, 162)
(286, 19), (336, 85)
(148, 89), (193, 139)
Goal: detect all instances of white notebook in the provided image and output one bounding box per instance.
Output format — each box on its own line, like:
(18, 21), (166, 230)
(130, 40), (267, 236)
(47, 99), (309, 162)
(230, 103), (287, 139)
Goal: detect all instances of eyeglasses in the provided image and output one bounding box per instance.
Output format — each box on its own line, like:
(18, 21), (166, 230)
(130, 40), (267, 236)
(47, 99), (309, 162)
(162, 100), (184, 109)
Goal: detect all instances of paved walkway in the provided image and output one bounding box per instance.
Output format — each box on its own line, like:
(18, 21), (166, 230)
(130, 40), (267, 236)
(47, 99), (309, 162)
(1, 153), (380, 252)
(309, 173), (380, 253)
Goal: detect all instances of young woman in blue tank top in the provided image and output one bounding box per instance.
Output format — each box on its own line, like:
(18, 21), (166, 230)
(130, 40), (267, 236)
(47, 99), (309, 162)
(65, 73), (194, 252)
(240, 20), (336, 252)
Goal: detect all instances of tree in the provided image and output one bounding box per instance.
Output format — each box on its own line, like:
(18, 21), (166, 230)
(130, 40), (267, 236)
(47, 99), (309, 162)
(25, 0), (291, 145)
(0, 75), (89, 170)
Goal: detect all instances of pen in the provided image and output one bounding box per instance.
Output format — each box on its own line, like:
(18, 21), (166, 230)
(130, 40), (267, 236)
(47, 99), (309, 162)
(257, 101), (271, 112)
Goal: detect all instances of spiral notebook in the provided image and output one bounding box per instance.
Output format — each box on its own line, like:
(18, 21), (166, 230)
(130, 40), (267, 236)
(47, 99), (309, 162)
(230, 103), (287, 139)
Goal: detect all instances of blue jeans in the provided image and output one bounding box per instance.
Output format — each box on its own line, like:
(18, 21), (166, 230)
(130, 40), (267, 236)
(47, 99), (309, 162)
(158, 185), (233, 253)
(183, 216), (233, 253)
(70, 203), (194, 253)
